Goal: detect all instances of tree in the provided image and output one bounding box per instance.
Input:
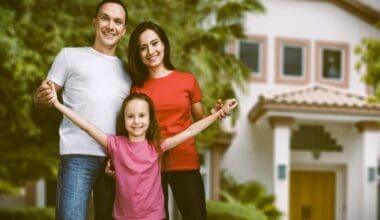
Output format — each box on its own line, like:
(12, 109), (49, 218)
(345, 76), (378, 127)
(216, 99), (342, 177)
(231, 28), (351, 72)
(0, 0), (264, 192)
(0, 0), (99, 192)
(355, 23), (380, 101)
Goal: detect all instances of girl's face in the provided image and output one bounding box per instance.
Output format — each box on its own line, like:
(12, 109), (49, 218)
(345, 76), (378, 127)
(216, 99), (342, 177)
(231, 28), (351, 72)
(138, 29), (165, 69)
(124, 99), (150, 142)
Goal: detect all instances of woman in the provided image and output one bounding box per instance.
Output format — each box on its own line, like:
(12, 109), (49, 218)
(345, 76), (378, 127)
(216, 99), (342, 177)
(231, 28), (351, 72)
(127, 21), (225, 220)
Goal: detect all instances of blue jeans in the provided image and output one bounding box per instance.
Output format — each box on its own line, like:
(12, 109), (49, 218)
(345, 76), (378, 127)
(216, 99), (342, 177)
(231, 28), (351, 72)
(56, 154), (115, 220)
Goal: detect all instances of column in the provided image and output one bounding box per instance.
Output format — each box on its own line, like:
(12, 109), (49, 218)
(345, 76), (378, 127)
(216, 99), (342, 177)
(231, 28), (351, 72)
(356, 121), (379, 220)
(269, 116), (293, 220)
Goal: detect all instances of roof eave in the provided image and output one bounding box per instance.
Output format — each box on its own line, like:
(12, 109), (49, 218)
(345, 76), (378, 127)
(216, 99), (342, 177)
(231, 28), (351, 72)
(327, 0), (380, 25)
(249, 102), (380, 124)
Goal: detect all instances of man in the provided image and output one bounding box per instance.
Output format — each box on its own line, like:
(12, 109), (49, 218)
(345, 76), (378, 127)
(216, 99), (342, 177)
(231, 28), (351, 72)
(34, 1), (130, 219)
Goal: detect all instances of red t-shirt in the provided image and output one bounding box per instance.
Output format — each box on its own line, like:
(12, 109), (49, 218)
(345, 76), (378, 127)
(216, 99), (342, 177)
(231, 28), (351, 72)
(131, 70), (202, 171)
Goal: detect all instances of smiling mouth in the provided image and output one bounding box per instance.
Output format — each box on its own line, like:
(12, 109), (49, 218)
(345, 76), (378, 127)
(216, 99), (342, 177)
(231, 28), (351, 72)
(103, 32), (116, 38)
(147, 56), (160, 62)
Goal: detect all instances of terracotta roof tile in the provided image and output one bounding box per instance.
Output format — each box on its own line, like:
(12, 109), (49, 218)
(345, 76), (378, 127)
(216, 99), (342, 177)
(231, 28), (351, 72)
(249, 84), (380, 123)
(260, 84), (380, 109)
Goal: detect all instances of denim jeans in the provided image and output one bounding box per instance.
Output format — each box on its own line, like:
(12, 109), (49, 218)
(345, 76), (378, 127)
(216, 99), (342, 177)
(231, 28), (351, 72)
(56, 154), (115, 220)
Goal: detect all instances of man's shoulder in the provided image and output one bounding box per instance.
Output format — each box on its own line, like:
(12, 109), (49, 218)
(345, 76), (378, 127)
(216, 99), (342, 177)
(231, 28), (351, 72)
(61, 47), (90, 54)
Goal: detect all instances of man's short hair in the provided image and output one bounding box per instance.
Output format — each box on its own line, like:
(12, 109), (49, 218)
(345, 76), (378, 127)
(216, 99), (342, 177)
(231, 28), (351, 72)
(94, 0), (128, 24)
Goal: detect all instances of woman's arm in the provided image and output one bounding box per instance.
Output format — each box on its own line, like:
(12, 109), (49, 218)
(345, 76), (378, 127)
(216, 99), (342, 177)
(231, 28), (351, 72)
(191, 102), (205, 121)
(49, 82), (108, 148)
(161, 99), (238, 151)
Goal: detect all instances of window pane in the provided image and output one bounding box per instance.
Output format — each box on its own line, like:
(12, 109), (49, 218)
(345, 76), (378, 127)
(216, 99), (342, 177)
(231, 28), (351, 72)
(239, 41), (259, 73)
(283, 46), (303, 77)
(322, 49), (341, 79)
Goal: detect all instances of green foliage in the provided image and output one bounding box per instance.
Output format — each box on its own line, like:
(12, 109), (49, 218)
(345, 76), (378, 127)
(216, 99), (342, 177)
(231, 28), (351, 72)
(207, 175), (282, 220)
(0, 181), (22, 195)
(207, 200), (267, 220)
(355, 23), (380, 101)
(0, 0), (264, 190)
(0, 208), (54, 220)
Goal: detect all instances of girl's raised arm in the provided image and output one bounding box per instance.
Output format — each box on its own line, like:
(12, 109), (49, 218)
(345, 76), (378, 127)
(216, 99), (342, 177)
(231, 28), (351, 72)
(161, 99), (238, 152)
(49, 81), (108, 149)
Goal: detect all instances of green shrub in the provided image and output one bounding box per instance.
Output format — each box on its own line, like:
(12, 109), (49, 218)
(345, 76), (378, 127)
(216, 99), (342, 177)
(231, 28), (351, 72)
(207, 175), (282, 220)
(0, 208), (54, 220)
(207, 200), (267, 220)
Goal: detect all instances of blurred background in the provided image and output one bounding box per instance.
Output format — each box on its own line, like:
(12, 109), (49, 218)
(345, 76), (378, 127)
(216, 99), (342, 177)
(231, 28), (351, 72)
(0, 0), (379, 220)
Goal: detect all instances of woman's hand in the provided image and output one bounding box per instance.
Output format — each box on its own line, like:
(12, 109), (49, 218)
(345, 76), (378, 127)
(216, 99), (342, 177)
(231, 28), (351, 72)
(105, 158), (115, 177)
(210, 99), (230, 119)
(219, 99), (238, 116)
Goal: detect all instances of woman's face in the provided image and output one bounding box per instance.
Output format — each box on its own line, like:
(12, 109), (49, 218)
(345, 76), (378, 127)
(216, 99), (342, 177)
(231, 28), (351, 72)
(138, 29), (165, 69)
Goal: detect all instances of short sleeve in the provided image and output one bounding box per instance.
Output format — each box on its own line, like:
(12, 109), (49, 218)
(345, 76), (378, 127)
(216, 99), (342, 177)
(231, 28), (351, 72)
(190, 74), (202, 103)
(106, 135), (118, 156)
(46, 48), (69, 87)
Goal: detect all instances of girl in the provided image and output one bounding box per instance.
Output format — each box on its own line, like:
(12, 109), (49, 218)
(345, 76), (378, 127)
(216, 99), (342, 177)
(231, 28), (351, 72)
(49, 82), (237, 220)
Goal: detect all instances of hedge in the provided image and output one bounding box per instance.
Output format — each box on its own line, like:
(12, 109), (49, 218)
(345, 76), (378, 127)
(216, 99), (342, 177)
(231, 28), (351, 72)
(0, 208), (54, 220)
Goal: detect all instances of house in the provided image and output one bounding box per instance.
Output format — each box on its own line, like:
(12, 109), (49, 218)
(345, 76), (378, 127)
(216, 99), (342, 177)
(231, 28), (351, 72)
(207, 0), (380, 220)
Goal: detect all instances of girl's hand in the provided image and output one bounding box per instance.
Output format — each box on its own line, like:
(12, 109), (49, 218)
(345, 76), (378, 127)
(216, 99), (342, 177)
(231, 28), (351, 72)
(47, 81), (58, 105)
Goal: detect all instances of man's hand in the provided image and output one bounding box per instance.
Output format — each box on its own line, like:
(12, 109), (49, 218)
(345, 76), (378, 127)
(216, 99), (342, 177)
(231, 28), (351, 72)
(34, 80), (56, 108)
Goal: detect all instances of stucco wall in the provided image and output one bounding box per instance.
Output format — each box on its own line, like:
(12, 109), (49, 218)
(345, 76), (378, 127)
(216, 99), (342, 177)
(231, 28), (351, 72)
(221, 1), (380, 220)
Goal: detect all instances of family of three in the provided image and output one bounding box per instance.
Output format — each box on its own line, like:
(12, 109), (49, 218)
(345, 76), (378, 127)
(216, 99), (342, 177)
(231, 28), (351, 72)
(34, 0), (238, 220)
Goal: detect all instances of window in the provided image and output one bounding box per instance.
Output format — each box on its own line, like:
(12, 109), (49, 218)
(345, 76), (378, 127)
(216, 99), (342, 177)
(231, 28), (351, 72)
(316, 41), (350, 88)
(283, 45), (304, 77)
(240, 41), (260, 73)
(275, 37), (310, 85)
(322, 48), (342, 80)
(232, 35), (267, 82)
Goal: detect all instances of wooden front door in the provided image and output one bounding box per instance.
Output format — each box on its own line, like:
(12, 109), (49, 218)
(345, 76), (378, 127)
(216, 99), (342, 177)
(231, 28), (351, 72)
(290, 170), (335, 220)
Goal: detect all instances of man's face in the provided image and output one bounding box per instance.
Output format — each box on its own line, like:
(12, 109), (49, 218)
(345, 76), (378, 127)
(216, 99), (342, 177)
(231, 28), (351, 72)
(93, 3), (126, 51)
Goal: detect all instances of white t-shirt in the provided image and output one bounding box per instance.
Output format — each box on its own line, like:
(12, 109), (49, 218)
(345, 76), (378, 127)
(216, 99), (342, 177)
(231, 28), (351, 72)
(47, 47), (131, 156)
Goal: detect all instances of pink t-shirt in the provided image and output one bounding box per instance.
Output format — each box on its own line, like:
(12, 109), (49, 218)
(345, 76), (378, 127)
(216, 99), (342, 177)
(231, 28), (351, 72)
(107, 135), (165, 220)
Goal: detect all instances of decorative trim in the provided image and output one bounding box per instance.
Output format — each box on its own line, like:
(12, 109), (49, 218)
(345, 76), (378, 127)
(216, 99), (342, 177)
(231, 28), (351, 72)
(327, 0), (380, 25)
(268, 116), (294, 128)
(230, 35), (268, 83)
(315, 40), (350, 88)
(275, 37), (311, 85)
(291, 125), (343, 159)
(355, 121), (380, 132)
